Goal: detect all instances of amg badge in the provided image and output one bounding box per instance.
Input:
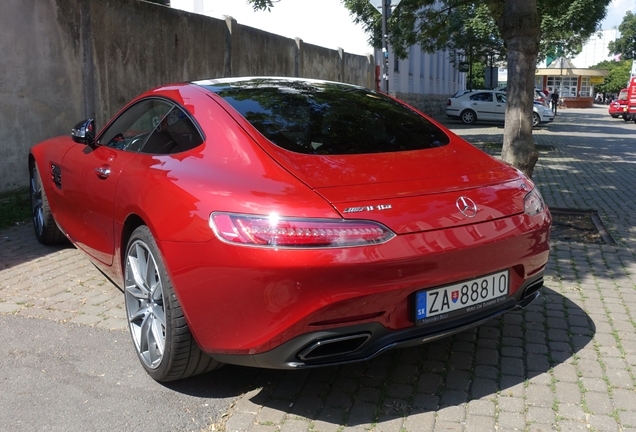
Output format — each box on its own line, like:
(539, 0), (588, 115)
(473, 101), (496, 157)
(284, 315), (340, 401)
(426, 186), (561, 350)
(343, 204), (392, 214)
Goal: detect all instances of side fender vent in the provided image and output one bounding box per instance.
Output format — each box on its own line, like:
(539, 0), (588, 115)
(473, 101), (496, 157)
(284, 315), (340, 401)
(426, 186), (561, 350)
(51, 164), (62, 189)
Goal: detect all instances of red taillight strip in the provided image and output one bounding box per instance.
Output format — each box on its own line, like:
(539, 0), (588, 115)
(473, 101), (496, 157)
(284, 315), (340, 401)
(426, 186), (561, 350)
(209, 212), (395, 248)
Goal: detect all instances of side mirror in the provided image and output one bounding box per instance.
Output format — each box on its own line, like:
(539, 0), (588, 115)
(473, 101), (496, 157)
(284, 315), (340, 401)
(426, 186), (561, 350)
(71, 119), (96, 145)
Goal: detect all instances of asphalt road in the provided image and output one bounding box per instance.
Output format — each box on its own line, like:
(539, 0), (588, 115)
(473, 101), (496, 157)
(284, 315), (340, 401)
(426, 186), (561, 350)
(0, 313), (261, 431)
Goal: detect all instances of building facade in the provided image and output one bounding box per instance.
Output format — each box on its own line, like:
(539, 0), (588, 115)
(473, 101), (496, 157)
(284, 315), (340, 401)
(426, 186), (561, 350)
(534, 57), (609, 108)
(373, 45), (465, 116)
(380, 46), (465, 96)
(571, 29), (621, 69)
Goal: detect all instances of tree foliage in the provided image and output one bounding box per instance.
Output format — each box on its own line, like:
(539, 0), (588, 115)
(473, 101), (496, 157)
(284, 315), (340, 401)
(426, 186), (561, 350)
(589, 60), (632, 93)
(246, 0), (279, 12)
(336, 0), (610, 62)
(608, 11), (636, 60)
(538, 0), (611, 60)
(246, 0), (611, 65)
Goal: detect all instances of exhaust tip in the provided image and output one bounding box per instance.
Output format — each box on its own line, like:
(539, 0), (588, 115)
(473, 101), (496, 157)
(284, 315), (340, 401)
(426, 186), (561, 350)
(298, 333), (371, 361)
(522, 278), (544, 300)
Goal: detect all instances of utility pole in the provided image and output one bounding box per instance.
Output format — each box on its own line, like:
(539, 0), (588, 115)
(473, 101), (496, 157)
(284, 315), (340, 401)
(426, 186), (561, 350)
(370, 0), (400, 93)
(381, 0), (389, 93)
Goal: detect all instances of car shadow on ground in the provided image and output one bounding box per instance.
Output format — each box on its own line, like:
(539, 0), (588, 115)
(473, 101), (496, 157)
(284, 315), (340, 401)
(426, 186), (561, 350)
(0, 224), (74, 270)
(436, 117), (506, 130)
(167, 287), (594, 427)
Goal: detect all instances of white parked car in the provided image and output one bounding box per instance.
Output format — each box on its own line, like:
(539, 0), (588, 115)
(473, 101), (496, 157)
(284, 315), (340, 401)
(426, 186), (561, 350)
(446, 90), (554, 127)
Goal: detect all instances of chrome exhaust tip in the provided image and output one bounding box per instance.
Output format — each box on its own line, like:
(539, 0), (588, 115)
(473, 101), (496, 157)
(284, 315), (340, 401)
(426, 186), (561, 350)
(297, 333), (371, 361)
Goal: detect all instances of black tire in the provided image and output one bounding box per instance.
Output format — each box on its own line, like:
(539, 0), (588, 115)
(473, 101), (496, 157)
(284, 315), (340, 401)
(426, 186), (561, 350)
(124, 225), (222, 382)
(30, 162), (65, 245)
(460, 109), (477, 124)
(532, 112), (541, 127)
(623, 115), (629, 121)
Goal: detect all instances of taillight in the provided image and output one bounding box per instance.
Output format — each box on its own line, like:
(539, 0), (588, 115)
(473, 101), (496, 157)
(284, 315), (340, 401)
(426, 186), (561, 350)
(447, 99), (452, 106)
(210, 212), (395, 248)
(524, 188), (546, 217)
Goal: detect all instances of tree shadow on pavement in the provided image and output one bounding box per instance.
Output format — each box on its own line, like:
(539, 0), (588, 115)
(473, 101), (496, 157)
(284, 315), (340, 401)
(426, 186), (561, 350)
(168, 287), (594, 429)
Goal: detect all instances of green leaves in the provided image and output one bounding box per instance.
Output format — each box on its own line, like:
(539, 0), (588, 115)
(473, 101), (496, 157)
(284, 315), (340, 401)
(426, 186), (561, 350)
(338, 0), (611, 63)
(608, 11), (636, 60)
(589, 60), (632, 94)
(247, 0), (277, 11)
(538, 0), (612, 60)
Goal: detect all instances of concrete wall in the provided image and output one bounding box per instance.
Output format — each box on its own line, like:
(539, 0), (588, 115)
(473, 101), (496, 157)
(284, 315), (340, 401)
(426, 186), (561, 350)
(395, 93), (450, 117)
(0, 0), (374, 194)
(0, 0), (85, 191)
(89, 0), (229, 127)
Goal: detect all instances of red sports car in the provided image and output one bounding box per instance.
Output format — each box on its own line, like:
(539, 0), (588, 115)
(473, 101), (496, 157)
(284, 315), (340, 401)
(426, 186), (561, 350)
(608, 88), (629, 120)
(29, 78), (551, 382)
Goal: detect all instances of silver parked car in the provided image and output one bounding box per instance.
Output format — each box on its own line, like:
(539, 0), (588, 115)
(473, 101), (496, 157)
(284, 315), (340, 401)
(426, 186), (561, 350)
(446, 90), (554, 127)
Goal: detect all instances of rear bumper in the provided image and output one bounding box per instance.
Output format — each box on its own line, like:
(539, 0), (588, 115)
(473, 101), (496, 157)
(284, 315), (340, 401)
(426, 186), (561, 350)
(213, 275), (544, 369)
(160, 211), (551, 359)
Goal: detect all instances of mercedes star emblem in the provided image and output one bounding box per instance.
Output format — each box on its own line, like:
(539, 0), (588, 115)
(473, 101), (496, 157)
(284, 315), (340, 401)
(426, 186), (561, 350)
(456, 196), (478, 218)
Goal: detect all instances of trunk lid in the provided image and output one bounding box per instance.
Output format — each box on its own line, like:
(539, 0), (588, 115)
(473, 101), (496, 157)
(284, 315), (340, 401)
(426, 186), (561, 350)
(267, 142), (529, 234)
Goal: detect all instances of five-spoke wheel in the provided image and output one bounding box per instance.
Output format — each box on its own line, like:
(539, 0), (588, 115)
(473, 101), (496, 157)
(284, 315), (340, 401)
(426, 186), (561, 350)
(125, 237), (166, 370)
(29, 162), (64, 244)
(124, 226), (221, 381)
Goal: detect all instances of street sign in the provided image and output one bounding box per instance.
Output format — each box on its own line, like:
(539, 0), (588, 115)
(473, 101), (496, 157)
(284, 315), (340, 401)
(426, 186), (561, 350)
(590, 76), (605, 84)
(459, 62), (469, 73)
(369, 0), (402, 14)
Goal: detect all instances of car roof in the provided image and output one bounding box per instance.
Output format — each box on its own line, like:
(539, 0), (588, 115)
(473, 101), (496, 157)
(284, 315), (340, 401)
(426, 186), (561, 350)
(452, 90), (504, 98)
(191, 77), (365, 93)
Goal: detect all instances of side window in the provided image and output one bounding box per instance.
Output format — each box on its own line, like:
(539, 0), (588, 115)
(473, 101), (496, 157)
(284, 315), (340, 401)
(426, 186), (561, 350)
(140, 106), (204, 154)
(469, 93), (493, 102)
(99, 99), (203, 154)
(496, 94), (506, 103)
(100, 100), (172, 152)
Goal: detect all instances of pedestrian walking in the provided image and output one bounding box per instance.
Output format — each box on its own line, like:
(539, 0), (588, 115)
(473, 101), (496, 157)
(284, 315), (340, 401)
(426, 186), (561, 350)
(551, 89), (559, 115)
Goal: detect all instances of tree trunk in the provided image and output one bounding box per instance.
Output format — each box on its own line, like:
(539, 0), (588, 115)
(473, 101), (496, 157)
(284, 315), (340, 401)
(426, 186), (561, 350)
(495, 0), (541, 178)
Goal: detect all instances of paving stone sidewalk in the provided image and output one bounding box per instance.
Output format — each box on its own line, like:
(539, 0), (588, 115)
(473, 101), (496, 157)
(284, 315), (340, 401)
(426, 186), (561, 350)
(2, 106), (636, 431)
(0, 228), (127, 330)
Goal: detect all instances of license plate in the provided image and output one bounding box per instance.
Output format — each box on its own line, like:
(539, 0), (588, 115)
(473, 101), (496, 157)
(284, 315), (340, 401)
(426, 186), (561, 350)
(415, 270), (509, 324)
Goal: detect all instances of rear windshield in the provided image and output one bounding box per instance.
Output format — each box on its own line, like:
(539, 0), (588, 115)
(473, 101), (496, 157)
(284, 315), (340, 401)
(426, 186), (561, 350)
(199, 79), (450, 155)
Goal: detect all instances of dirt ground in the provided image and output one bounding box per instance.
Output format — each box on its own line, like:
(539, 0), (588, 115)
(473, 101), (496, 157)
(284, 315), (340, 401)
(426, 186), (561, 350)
(550, 212), (605, 245)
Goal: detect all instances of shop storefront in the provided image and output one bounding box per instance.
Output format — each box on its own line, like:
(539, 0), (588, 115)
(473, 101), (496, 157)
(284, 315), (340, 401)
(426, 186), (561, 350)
(535, 57), (609, 108)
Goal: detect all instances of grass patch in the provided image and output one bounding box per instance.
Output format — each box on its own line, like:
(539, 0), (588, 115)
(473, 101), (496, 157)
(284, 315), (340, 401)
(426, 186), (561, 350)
(0, 187), (31, 230)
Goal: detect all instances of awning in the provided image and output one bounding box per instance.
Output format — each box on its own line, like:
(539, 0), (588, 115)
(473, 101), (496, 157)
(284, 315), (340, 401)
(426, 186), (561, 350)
(535, 56), (609, 76)
(535, 68), (609, 77)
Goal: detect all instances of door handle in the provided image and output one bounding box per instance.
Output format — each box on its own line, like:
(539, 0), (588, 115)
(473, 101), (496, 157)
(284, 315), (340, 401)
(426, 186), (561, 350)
(95, 166), (111, 179)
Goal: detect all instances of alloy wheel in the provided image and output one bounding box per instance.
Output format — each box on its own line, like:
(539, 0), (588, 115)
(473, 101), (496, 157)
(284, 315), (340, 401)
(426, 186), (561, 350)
(125, 240), (167, 369)
(30, 167), (44, 237)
